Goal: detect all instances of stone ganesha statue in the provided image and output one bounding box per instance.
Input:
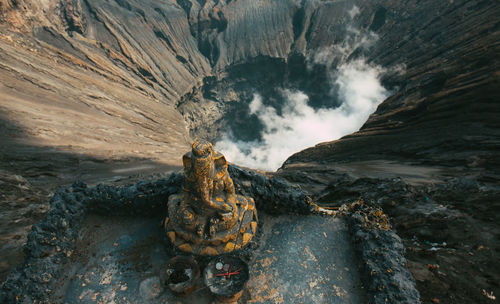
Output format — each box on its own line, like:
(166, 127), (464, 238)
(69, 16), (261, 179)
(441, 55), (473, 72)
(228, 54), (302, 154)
(164, 140), (258, 256)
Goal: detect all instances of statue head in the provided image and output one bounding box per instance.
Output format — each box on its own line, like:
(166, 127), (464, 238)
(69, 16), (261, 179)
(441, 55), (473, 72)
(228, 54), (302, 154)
(183, 140), (229, 182)
(182, 140), (232, 206)
(191, 140), (213, 158)
(183, 140), (215, 180)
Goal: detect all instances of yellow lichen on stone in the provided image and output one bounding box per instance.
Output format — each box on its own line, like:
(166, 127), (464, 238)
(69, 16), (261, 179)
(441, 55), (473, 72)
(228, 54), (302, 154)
(242, 233), (253, 245)
(200, 246), (219, 256)
(182, 209), (193, 220)
(167, 231), (176, 243)
(178, 243), (193, 253)
(224, 242), (236, 253)
(251, 221), (257, 234)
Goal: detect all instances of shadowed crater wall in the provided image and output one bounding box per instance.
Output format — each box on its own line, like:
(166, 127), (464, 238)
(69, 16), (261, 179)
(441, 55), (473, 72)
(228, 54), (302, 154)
(2, 0), (497, 170)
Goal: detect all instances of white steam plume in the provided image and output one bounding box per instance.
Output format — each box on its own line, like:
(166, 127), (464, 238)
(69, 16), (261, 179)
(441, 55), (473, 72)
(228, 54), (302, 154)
(215, 59), (389, 171)
(215, 6), (391, 171)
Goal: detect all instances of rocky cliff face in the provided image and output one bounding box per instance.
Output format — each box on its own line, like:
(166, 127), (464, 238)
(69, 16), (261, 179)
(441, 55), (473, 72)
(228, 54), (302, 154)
(283, 0), (500, 170)
(2, 0), (498, 148)
(1, 0), (499, 303)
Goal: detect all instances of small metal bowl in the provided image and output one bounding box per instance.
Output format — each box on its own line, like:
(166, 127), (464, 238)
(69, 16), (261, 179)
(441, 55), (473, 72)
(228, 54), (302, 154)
(203, 255), (249, 302)
(165, 255), (200, 295)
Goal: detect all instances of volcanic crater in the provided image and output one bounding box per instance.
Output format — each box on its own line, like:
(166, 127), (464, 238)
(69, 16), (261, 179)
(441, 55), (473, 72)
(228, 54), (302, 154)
(0, 0), (499, 303)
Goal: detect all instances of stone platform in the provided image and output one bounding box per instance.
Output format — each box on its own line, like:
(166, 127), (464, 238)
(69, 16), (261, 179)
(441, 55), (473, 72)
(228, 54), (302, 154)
(50, 213), (365, 303)
(246, 214), (366, 303)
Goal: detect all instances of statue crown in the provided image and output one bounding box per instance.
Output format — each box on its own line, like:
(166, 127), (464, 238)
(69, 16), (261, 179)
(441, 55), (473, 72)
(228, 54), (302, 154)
(192, 140), (213, 158)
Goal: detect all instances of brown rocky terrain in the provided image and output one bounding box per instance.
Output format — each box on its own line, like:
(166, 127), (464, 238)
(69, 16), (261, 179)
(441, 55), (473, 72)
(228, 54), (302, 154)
(0, 0), (499, 303)
(277, 2), (500, 303)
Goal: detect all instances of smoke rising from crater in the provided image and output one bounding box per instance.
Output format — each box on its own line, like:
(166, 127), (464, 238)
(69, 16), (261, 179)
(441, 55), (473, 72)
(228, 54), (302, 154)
(215, 6), (390, 171)
(216, 59), (389, 171)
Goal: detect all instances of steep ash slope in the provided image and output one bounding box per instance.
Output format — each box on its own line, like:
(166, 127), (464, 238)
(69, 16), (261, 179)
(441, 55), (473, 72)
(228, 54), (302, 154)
(283, 0), (500, 170)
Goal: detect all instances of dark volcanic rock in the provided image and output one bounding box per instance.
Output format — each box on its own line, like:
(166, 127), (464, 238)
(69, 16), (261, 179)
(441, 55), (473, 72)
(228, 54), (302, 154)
(1, 1), (499, 303)
(0, 167), (320, 303)
(340, 200), (420, 304)
(274, 3), (500, 302)
(229, 164), (318, 215)
(0, 176), (183, 303)
(0, 166), (422, 303)
(276, 169), (500, 304)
